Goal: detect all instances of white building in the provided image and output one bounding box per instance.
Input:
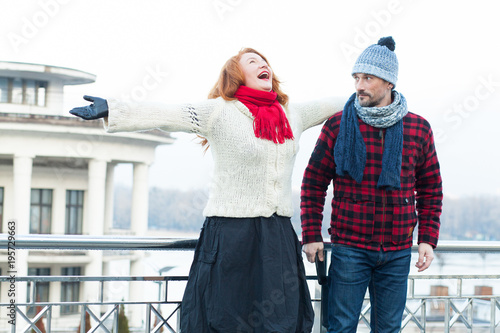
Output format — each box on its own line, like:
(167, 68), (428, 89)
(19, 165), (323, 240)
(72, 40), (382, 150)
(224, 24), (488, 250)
(0, 61), (173, 329)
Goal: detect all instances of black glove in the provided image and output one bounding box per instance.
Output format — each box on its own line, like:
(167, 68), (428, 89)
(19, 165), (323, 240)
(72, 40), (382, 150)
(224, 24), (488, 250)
(69, 95), (109, 120)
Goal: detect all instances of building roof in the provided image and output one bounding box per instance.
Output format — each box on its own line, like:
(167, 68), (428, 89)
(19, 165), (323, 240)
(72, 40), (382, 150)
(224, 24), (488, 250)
(0, 112), (174, 144)
(0, 61), (96, 85)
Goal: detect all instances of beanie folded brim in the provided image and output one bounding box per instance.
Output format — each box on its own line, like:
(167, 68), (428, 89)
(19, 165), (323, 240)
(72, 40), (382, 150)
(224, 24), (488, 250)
(352, 63), (397, 87)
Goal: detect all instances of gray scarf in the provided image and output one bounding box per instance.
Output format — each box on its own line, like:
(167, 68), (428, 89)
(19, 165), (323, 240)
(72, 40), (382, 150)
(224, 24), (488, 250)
(355, 91), (408, 128)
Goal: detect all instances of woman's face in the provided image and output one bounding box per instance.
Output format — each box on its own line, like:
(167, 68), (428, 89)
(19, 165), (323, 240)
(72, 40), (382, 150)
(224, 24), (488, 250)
(238, 52), (273, 92)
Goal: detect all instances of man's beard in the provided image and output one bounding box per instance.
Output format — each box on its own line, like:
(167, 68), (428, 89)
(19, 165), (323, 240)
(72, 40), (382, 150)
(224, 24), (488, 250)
(357, 92), (384, 108)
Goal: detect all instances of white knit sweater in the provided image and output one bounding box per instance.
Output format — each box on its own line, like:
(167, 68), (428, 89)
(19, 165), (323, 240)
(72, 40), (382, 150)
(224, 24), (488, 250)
(104, 96), (344, 218)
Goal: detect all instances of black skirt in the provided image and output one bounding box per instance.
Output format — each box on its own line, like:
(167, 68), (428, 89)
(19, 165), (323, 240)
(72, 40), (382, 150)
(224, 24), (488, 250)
(180, 215), (314, 333)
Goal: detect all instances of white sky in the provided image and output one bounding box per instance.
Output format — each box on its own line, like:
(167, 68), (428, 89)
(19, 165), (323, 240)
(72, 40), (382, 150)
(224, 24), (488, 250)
(1, 0), (499, 198)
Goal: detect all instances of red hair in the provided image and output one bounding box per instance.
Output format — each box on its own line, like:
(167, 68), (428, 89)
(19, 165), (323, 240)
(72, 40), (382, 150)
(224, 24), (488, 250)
(200, 48), (289, 150)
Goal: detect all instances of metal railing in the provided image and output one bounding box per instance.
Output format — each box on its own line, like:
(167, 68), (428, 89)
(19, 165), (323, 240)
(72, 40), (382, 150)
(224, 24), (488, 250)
(1, 235), (499, 333)
(2, 275), (186, 333)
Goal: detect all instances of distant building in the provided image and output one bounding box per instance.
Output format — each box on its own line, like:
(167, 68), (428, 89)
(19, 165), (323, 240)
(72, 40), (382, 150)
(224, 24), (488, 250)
(0, 61), (173, 329)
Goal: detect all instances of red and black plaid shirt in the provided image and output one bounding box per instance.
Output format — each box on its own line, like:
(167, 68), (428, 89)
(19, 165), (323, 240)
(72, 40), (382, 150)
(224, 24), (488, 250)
(301, 111), (442, 251)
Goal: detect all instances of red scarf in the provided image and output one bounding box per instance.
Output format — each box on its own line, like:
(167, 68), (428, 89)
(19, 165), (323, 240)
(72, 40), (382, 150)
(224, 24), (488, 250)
(234, 85), (294, 144)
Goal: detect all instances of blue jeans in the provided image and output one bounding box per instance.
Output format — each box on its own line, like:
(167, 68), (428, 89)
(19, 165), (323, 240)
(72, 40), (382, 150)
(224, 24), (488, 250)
(327, 245), (411, 333)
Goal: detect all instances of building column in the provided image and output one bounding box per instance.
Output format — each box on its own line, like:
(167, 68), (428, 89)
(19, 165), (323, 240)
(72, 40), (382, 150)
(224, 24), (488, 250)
(50, 267), (62, 319)
(84, 159), (107, 321)
(85, 159), (108, 236)
(13, 155), (33, 235)
(130, 163), (149, 236)
(129, 162), (149, 328)
(13, 155), (34, 310)
(104, 163), (116, 234)
(130, 162), (149, 236)
(51, 187), (66, 234)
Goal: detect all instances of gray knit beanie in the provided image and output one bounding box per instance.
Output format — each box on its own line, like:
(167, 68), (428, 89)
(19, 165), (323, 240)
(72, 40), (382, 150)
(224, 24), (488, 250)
(352, 36), (398, 87)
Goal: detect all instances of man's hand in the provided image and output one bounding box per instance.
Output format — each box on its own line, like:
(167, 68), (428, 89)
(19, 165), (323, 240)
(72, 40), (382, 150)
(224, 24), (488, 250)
(303, 242), (324, 263)
(415, 242), (434, 272)
(69, 95), (109, 120)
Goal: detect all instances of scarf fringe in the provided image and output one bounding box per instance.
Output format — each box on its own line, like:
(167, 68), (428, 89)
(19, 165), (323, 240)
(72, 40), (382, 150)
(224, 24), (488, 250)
(253, 105), (294, 144)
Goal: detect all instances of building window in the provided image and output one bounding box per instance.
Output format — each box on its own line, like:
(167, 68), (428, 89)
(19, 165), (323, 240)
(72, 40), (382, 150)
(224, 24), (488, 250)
(61, 267), (81, 314)
(25, 79), (36, 105)
(12, 78), (23, 104)
(66, 190), (84, 234)
(0, 77), (48, 106)
(30, 189), (52, 234)
(0, 187), (3, 233)
(27, 268), (51, 317)
(0, 78), (8, 103)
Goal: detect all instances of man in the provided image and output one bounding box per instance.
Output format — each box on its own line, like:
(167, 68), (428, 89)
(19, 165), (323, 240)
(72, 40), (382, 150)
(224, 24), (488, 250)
(301, 36), (442, 332)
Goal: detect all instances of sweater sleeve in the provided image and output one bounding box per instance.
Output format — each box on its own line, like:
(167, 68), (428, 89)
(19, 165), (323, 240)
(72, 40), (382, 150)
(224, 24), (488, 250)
(300, 116), (338, 244)
(291, 96), (346, 132)
(102, 98), (221, 136)
(415, 122), (443, 248)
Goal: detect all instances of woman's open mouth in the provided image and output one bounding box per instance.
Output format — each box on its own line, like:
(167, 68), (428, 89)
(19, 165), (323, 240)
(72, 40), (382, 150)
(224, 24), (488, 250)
(258, 71), (270, 80)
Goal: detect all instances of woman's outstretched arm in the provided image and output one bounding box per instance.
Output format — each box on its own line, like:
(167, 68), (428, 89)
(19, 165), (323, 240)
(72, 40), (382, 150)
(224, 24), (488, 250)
(292, 95), (346, 132)
(70, 95), (221, 136)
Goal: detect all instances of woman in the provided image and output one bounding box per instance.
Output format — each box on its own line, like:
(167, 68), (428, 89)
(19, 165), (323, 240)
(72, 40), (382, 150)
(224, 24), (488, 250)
(70, 48), (344, 333)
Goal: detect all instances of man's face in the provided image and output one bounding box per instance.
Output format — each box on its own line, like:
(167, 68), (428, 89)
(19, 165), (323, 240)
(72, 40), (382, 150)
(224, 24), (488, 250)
(353, 73), (393, 107)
